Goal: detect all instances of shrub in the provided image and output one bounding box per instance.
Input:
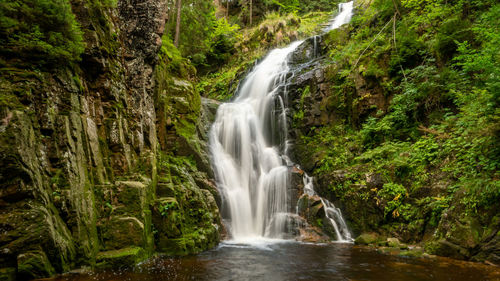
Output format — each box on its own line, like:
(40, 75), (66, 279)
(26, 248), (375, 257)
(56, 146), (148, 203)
(0, 0), (85, 67)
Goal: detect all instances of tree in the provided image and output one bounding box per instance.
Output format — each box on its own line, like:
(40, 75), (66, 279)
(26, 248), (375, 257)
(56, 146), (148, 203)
(174, 0), (182, 47)
(249, 0), (253, 25)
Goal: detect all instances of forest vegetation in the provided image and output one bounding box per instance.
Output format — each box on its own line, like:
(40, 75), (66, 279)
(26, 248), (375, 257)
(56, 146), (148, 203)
(0, 0), (498, 279)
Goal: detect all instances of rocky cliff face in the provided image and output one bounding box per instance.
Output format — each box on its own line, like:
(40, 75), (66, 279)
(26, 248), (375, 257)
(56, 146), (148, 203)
(0, 0), (221, 279)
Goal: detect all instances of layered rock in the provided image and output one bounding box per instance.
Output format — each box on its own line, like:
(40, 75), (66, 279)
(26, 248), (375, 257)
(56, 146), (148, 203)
(0, 0), (221, 279)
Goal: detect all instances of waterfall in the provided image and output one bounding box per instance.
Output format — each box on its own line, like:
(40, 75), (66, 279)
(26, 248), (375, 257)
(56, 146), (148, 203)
(325, 1), (354, 32)
(210, 42), (303, 241)
(209, 2), (355, 243)
(303, 176), (352, 242)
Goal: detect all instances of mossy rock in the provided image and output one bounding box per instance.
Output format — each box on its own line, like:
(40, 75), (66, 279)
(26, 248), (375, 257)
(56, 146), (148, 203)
(157, 238), (191, 256)
(100, 216), (144, 250)
(377, 247), (401, 255)
(399, 248), (424, 258)
(0, 268), (16, 281)
(17, 251), (56, 280)
(113, 181), (147, 215)
(425, 239), (470, 260)
(95, 247), (146, 269)
(355, 233), (379, 245)
(157, 183), (176, 197)
(387, 238), (408, 249)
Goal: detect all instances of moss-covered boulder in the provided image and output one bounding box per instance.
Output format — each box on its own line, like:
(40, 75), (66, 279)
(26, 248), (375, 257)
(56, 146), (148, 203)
(95, 247), (146, 269)
(355, 233), (379, 245)
(17, 251), (56, 280)
(387, 238), (408, 249)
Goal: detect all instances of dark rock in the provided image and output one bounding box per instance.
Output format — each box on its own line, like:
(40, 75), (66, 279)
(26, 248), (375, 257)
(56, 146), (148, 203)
(365, 172), (383, 189)
(0, 268), (16, 281)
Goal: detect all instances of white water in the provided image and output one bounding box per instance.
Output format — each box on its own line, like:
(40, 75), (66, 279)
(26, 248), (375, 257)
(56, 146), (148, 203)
(325, 1), (354, 31)
(210, 2), (355, 243)
(210, 42), (303, 242)
(303, 176), (352, 242)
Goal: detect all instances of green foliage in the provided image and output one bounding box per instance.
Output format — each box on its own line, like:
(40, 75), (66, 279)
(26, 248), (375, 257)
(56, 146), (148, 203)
(198, 11), (329, 100)
(204, 18), (241, 70)
(377, 183), (408, 219)
(289, 0), (500, 240)
(0, 0), (84, 67)
(270, 0), (300, 13)
(158, 35), (196, 79)
(166, 0), (216, 61)
(159, 201), (178, 217)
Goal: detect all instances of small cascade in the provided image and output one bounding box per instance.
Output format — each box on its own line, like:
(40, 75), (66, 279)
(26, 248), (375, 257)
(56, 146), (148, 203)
(303, 176), (353, 242)
(312, 35), (320, 58)
(324, 1), (354, 32)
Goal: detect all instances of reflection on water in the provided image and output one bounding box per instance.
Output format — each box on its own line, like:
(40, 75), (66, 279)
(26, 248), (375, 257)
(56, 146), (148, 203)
(41, 242), (499, 281)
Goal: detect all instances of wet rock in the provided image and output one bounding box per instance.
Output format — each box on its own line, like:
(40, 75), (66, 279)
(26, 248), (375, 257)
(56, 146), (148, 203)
(288, 171), (304, 212)
(355, 233), (379, 245)
(297, 193), (323, 221)
(96, 247), (146, 269)
(426, 239), (470, 260)
(387, 238), (408, 249)
(17, 251), (56, 280)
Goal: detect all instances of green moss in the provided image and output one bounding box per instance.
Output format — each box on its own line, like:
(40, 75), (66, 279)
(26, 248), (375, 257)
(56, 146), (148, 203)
(17, 251), (56, 279)
(0, 0), (85, 67)
(399, 249), (424, 258)
(354, 233), (379, 245)
(0, 268), (16, 281)
(95, 247), (146, 269)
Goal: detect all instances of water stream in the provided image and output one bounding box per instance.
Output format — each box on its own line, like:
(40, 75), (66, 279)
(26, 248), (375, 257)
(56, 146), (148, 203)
(210, 1), (355, 243)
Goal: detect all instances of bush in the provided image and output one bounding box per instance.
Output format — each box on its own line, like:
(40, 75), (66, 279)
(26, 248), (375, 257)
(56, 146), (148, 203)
(0, 0), (84, 67)
(205, 18), (241, 68)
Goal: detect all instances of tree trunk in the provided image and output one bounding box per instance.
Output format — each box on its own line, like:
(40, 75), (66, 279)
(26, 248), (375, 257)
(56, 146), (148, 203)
(226, 0), (229, 19)
(249, 0), (252, 25)
(174, 0), (182, 47)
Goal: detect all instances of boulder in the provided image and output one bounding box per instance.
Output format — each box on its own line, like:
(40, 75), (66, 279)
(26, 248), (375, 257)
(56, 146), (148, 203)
(355, 233), (379, 245)
(387, 238), (408, 249)
(96, 247), (146, 269)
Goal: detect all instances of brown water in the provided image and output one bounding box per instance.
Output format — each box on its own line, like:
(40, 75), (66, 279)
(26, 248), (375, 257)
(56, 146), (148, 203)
(43, 242), (499, 281)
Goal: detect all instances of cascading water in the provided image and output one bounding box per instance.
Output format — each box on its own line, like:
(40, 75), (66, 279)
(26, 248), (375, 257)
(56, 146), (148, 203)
(210, 1), (355, 243)
(325, 1), (354, 32)
(303, 176), (352, 242)
(210, 42), (303, 241)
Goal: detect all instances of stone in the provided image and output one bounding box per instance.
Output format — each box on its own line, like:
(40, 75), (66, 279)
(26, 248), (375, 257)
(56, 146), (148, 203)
(96, 247), (146, 269)
(17, 251), (56, 280)
(0, 0), (222, 278)
(425, 239), (470, 260)
(0, 268), (16, 281)
(387, 238), (408, 249)
(365, 172), (383, 189)
(399, 248), (424, 258)
(100, 217), (144, 250)
(355, 233), (379, 245)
